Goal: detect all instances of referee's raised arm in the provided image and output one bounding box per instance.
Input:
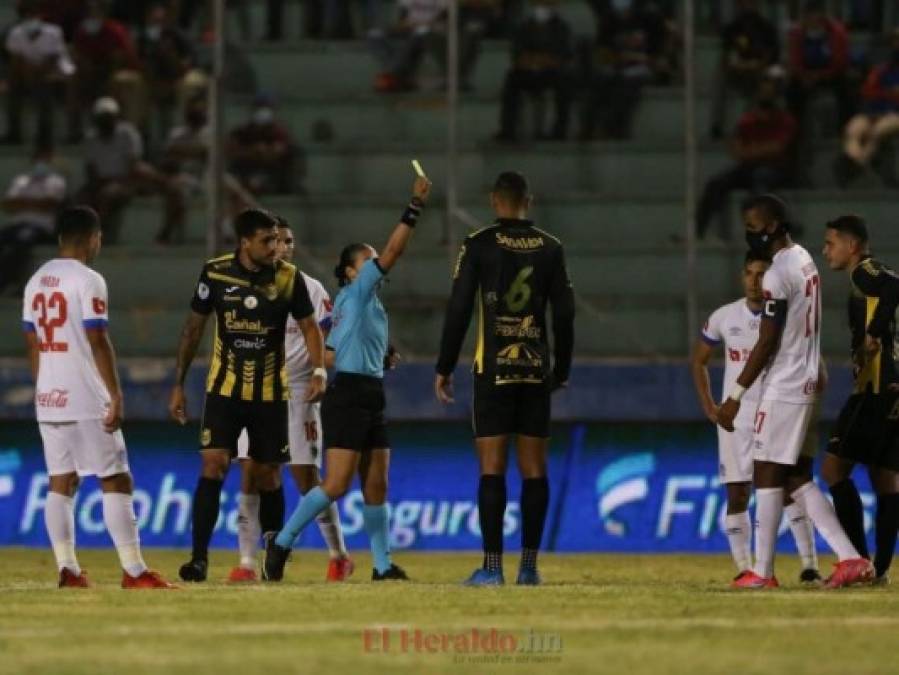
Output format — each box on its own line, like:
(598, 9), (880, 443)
(376, 176), (432, 273)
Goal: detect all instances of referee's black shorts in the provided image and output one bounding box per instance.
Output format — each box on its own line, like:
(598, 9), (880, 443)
(200, 393), (290, 463)
(321, 372), (390, 451)
(472, 377), (551, 439)
(829, 392), (899, 472)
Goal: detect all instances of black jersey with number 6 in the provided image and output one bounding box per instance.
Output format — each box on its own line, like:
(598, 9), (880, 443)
(436, 218), (575, 385)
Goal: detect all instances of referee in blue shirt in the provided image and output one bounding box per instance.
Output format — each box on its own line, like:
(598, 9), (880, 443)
(264, 174), (431, 582)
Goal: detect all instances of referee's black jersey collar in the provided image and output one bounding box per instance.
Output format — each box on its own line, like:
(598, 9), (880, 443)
(494, 218), (534, 228)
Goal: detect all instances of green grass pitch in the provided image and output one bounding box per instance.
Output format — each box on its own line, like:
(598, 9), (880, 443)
(1, 549), (897, 675)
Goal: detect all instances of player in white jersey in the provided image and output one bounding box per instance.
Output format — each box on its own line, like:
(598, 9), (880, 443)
(692, 250), (820, 583)
(21, 206), (173, 589)
(232, 218), (354, 582)
(717, 194), (873, 589)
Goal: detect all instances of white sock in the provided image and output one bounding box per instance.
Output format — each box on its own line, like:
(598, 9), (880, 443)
(316, 501), (348, 559)
(102, 493), (148, 577)
(45, 492), (80, 574)
(724, 511), (752, 572)
(791, 481), (859, 562)
(238, 493), (261, 569)
(753, 488), (784, 579)
(785, 500), (818, 571)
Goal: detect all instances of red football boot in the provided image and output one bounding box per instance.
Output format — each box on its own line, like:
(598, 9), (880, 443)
(227, 566), (258, 583)
(122, 569), (177, 589)
(825, 558), (875, 589)
(326, 556), (355, 582)
(58, 568), (90, 588)
(731, 570), (779, 589)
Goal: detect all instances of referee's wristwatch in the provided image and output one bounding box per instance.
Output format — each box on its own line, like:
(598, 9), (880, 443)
(312, 367), (328, 382)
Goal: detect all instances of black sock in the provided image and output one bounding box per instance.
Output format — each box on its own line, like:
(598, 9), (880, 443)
(259, 485), (285, 534)
(520, 476), (549, 571)
(191, 477), (223, 561)
(478, 474), (506, 572)
(830, 478), (869, 560)
(874, 493), (899, 578)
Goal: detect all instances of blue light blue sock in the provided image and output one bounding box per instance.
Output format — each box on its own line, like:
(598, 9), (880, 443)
(276, 487), (332, 548)
(363, 504), (392, 574)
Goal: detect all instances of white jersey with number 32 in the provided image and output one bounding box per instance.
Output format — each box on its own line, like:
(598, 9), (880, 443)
(760, 244), (821, 404)
(22, 258), (112, 422)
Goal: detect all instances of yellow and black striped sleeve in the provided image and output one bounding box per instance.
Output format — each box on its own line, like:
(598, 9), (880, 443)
(436, 236), (479, 376)
(853, 259), (899, 340)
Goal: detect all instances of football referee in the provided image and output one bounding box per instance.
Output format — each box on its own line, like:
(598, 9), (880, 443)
(435, 171), (575, 586)
(168, 208), (326, 582)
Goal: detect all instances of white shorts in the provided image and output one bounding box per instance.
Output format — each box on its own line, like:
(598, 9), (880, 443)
(39, 419), (129, 478)
(717, 409), (756, 484)
(752, 399), (817, 466)
(237, 393), (322, 468)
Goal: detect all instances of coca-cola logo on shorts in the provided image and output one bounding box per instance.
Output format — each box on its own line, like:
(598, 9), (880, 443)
(36, 389), (69, 408)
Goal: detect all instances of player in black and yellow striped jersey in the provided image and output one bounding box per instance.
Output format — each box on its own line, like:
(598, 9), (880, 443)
(435, 171), (575, 586)
(822, 215), (899, 583)
(168, 209), (326, 582)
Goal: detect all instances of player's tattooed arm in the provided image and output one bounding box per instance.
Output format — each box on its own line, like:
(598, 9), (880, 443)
(169, 311), (208, 425)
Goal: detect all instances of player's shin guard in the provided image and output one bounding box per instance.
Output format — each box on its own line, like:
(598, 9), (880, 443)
(478, 474), (506, 572)
(259, 485), (285, 535)
(724, 511), (752, 572)
(785, 501), (818, 571)
(238, 493), (261, 569)
(753, 488), (784, 579)
(102, 493), (148, 577)
(874, 493), (899, 578)
(191, 477), (224, 561)
(520, 477), (549, 571)
(829, 478), (869, 559)
(363, 504), (393, 575)
(276, 486), (331, 548)
(45, 492), (80, 575)
(792, 481), (859, 561)
(316, 502), (348, 558)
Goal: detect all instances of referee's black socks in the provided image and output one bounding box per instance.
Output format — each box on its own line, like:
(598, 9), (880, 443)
(829, 478), (869, 560)
(874, 492), (899, 578)
(478, 474), (506, 572)
(521, 477), (549, 571)
(191, 477), (224, 561)
(259, 485), (285, 535)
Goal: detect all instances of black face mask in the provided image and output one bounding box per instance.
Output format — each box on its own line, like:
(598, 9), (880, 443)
(746, 224), (785, 254)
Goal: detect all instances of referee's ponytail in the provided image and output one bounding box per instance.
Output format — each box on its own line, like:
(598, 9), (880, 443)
(335, 243), (369, 287)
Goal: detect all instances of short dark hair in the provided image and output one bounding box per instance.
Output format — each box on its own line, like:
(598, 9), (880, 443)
(742, 193), (790, 230)
(234, 208), (277, 240)
(826, 215), (869, 245)
(745, 250), (772, 266)
(492, 171), (530, 205)
(274, 215), (290, 229)
(56, 206), (100, 243)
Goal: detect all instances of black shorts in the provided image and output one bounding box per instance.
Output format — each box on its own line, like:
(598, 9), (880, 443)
(200, 393), (290, 464)
(472, 378), (551, 439)
(829, 392), (899, 471)
(321, 373), (389, 451)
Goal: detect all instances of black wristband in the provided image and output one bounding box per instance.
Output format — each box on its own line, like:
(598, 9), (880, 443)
(401, 200), (422, 228)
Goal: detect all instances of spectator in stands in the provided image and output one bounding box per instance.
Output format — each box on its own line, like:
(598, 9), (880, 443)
(3, 0), (76, 147)
(0, 146), (67, 295)
(494, 0), (573, 142)
(68, 0), (141, 142)
(42, 0), (90, 41)
(833, 28), (899, 188)
(580, 0), (673, 140)
(696, 78), (797, 240)
(709, 0), (779, 140)
(79, 97), (187, 244)
(136, 2), (198, 147)
(226, 94), (301, 195)
(785, 1), (853, 132)
(164, 96), (255, 227)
